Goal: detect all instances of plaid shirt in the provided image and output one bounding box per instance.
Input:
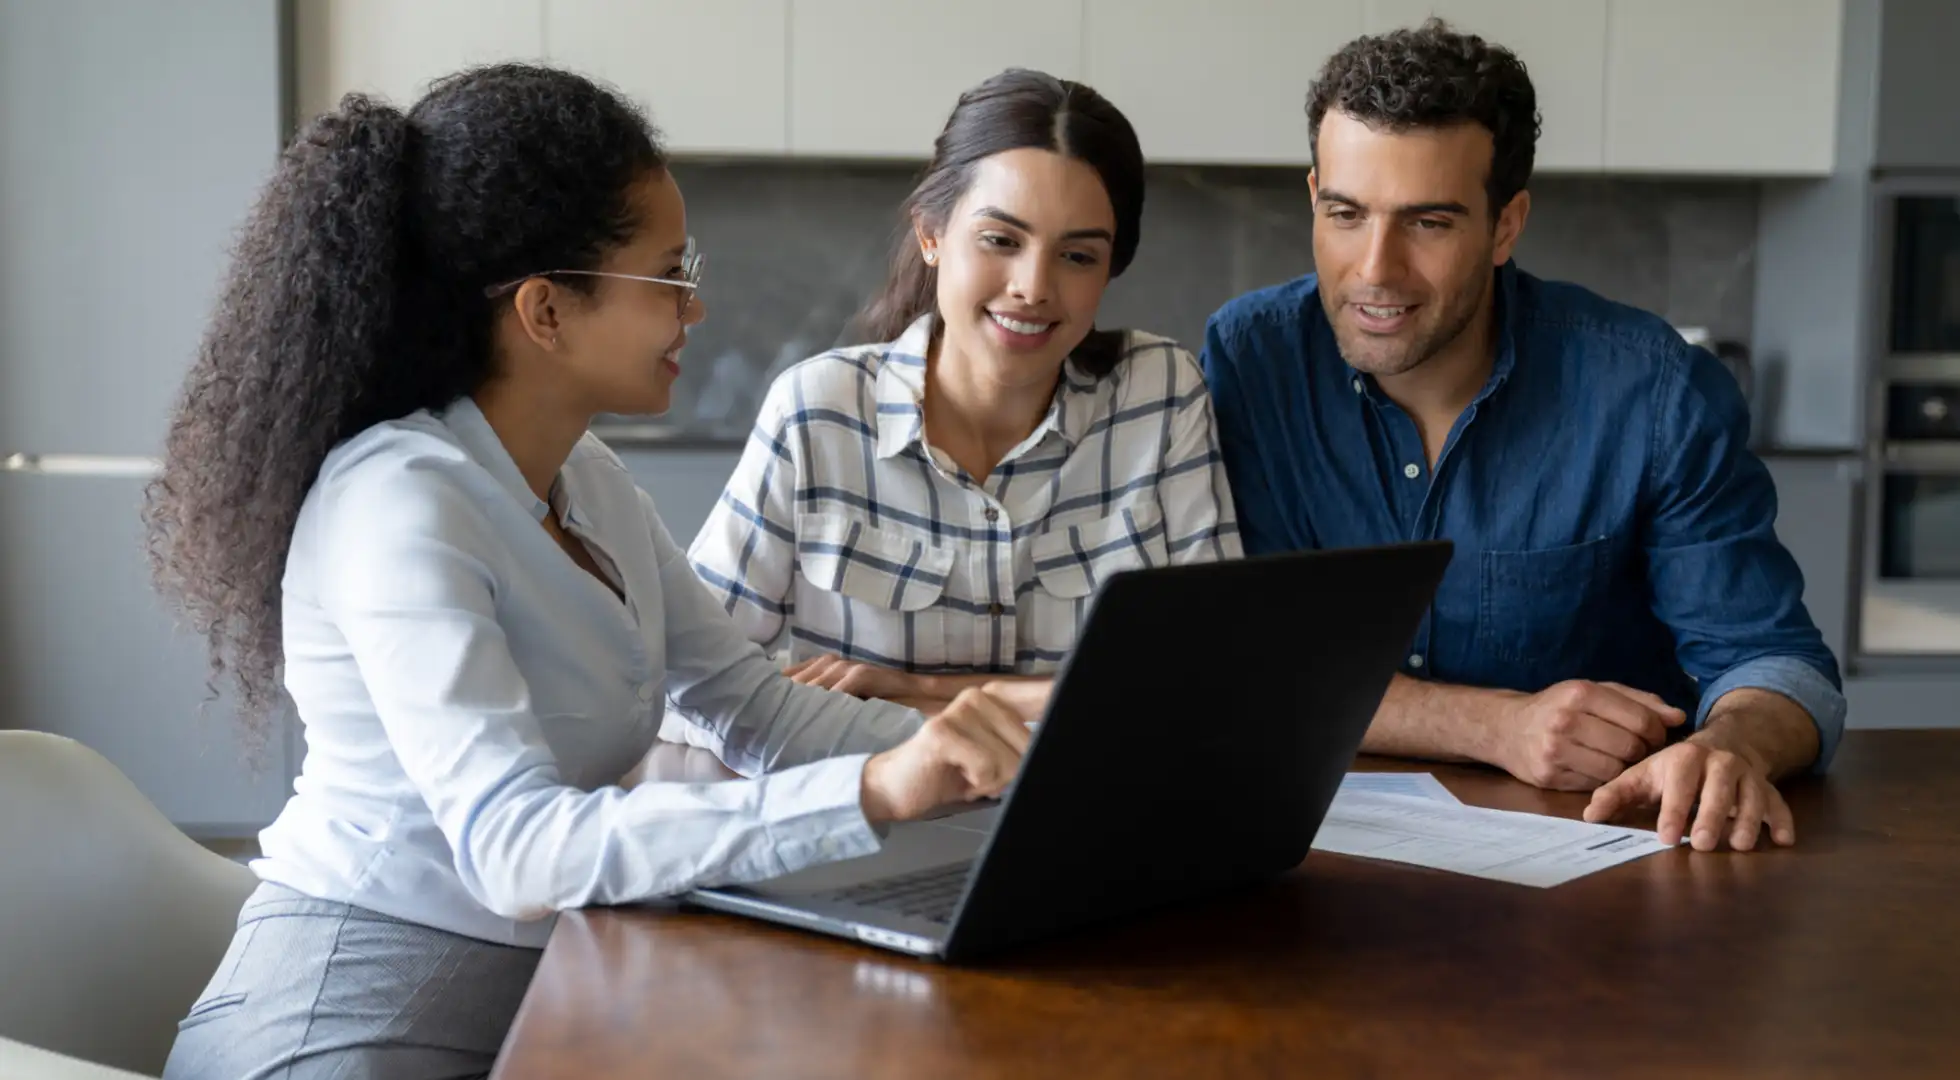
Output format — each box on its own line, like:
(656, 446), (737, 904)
(684, 314), (1241, 677)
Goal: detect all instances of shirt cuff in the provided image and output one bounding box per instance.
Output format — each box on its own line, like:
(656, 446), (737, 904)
(758, 753), (884, 875)
(1693, 655), (1846, 774)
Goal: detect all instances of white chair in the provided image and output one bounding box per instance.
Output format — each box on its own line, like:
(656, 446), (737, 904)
(0, 1035), (155, 1080)
(0, 731), (258, 1078)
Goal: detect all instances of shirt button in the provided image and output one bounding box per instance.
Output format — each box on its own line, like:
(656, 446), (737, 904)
(1403, 462), (1421, 479)
(988, 602), (1005, 617)
(637, 682), (654, 703)
(984, 507), (999, 523)
(1408, 654), (1425, 670)
(1352, 377), (1364, 394)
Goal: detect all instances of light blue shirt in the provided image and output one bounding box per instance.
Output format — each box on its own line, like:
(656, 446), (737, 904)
(254, 397), (922, 948)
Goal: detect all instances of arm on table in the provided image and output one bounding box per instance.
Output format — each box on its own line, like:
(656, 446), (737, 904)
(1584, 345), (1845, 848)
(1361, 674), (1684, 791)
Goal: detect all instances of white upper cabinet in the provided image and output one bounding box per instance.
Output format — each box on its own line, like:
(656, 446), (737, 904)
(292, 0), (546, 124)
(1603, 0), (1842, 175)
(291, 0), (1851, 176)
(1083, 0), (1364, 165)
(1363, 1), (1608, 172)
(788, 0), (1084, 158)
(545, 0), (789, 155)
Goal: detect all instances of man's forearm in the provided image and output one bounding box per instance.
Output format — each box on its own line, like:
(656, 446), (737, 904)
(1360, 674), (1520, 766)
(1692, 687), (1820, 780)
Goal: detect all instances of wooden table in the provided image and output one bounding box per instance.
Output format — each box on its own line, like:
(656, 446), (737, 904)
(493, 731), (1960, 1079)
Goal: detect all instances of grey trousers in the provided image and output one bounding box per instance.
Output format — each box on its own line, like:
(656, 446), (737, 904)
(162, 882), (542, 1080)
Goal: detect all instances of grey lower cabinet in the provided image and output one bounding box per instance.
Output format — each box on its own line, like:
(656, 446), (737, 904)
(1764, 454), (1861, 669)
(0, 474), (297, 839)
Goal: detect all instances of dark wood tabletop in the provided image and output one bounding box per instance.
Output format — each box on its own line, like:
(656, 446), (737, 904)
(493, 731), (1960, 1079)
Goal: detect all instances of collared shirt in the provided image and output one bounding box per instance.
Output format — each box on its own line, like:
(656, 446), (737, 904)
(255, 397), (921, 949)
(1200, 262), (1847, 771)
(675, 315), (1240, 698)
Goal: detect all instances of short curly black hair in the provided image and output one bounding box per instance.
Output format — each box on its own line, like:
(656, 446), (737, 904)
(1305, 18), (1540, 216)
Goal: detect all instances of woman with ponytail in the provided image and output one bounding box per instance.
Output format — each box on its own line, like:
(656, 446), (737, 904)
(668, 69), (1240, 733)
(149, 64), (1041, 1079)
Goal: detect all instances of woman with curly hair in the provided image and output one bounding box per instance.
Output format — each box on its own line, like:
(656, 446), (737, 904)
(148, 64), (1038, 1079)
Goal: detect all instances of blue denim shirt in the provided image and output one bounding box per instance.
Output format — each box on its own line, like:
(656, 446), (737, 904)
(1200, 262), (1845, 771)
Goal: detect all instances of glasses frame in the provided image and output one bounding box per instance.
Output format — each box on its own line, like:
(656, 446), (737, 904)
(482, 238), (703, 315)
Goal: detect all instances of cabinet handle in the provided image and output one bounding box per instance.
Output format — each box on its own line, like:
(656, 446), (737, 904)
(1, 453), (162, 478)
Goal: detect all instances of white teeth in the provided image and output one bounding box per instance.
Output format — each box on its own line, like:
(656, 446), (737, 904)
(1359, 305), (1408, 318)
(990, 312), (1053, 335)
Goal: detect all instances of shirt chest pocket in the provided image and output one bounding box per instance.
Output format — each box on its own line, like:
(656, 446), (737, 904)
(1478, 536), (1616, 668)
(796, 514), (956, 612)
(1030, 504), (1168, 601)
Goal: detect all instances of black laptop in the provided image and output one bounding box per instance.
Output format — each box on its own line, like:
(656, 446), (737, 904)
(683, 541), (1453, 961)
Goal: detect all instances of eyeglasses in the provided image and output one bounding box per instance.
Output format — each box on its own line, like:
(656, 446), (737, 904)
(482, 237), (703, 316)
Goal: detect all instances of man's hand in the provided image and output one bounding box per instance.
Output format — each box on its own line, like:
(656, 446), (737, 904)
(1494, 680), (1687, 791)
(787, 654), (928, 701)
(1583, 734), (1794, 850)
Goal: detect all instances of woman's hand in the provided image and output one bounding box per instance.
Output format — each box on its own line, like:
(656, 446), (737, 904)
(858, 683), (1044, 823)
(787, 654), (930, 701)
(789, 655), (1056, 720)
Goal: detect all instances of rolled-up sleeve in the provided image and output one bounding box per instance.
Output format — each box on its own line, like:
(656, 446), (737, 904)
(1641, 345), (1846, 772)
(317, 465), (910, 920)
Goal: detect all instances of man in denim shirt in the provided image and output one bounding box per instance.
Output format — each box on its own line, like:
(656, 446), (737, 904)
(1201, 20), (1846, 853)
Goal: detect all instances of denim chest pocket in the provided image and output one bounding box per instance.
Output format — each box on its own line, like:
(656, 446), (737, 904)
(1479, 536), (1616, 667)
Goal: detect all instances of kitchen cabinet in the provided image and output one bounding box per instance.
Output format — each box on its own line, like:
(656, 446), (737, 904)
(1083, 0), (1361, 165)
(1873, 0), (1960, 171)
(1603, 0), (1841, 175)
(546, 0), (790, 154)
(788, 0), (1083, 158)
(1, 1), (297, 837)
(291, 0), (1851, 174)
(1362, 1), (1607, 172)
(1765, 455), (1859, 666)
(293, 0), (545, 123)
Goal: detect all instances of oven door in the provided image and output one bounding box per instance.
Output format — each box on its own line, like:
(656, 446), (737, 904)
(1862, 440), (1960, 655)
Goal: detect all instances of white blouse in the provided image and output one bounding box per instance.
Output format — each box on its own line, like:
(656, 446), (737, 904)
(254, 397), (922, 948)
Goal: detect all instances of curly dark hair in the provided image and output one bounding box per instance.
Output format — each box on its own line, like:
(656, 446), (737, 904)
(142, 64), (667, 742)
(852, 67), (1145, 377)
(1305, 17), (1540, 215)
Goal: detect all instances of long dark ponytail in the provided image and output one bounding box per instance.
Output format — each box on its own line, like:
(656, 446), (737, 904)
(851, 68), (1146, 377)
(143, 65), (666, 740)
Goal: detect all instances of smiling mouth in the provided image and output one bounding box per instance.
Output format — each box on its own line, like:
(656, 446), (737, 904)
(1357, 304), (1411, 319)
(989, 312), (1056, 335)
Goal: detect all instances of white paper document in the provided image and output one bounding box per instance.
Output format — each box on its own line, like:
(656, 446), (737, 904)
(1338, 771), (1463, 805)
(1312, 789), (1673, 887)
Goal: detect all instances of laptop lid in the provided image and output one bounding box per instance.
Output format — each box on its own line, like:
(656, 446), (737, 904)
(936, 540), (1453, 960)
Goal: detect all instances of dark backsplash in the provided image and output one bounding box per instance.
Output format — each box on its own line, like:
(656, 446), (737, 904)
(655, 160), (1760, 444)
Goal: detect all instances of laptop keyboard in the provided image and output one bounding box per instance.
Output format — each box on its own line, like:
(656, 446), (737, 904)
(818, 861), (973, 924)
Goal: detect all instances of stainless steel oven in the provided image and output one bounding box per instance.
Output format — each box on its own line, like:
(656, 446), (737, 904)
(1862, 180), (1960, 658)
